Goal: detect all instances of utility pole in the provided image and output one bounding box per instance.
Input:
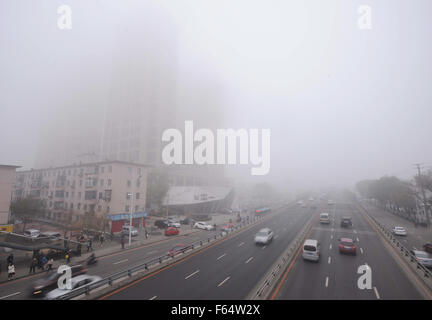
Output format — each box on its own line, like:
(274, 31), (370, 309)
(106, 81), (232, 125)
(414, 163), (430, 226)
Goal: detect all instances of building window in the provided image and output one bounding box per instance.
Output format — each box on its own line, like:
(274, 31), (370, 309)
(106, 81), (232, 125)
(98, 205), (102, 212)
(108, 165), (112, 173)
(136, 193), (140, 199)
(106, 206), (110, 213)
(136, 180), (140, 187)
(128, 167), (132, 174)
(77, 203), (81, 210)
(66, 192), (69, 198)
(99, 192), (103, 199)
(78, 192), (81, 199)
(135, 205), (139, 212)
(126, 193), (131, 200)
(70, 203), (73, 209)
(127, 180), (131, 187)
(84, 204), (87, 211)
(79, 180), (83, 187)
(85, 190), (97, 200)
(71, 191), (74, 198)
(49, 201), (52, 208)
(100, 179), (104, 187)
(125, 205), (130, 212)
(108, 179), (112, 186)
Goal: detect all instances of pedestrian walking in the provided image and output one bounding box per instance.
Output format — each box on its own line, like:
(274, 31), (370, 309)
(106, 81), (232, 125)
(6, 253), (13, 266)
(7, 263), (15, 280)
(41, 255), (47, 270)
(100, 233), (105, 247)
(87, 238), (93, 252)
(144, 228), (148, 239)
(65, 250), (71, 264)
(29, 257), (37, 274)
(110, 231), (114, 242)
(46, 258), (54, 271)
(121, 236), (125, 249)
(77, 243), (82, 256)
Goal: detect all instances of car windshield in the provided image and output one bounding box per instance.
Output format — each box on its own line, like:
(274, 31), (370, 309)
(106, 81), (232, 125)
(341, 241), (353, 246)
(256, 232), (268, 237)
(415, 252), (429, 259)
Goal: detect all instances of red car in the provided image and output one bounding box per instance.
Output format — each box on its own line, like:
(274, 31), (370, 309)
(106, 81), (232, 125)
(338, 238), (357, 255)
(165, 227), (179, 236)
(168, 244), (186, 257)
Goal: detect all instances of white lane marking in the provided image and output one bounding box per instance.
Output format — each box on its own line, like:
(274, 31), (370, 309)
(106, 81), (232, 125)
(360, 248), (364, 254)
(218, 276), (230, 287)
(325, 277), (329, 287)
(185, 270), (200, 280)
(354, 230), (357, 234)
(113, 259), (128, 265)
(274, 235), (279, 239)
(262, 245), (267, 250)
(238, 242), (244, 247)
(373, 287), (380, 299)
(217, 253), (226, 260)
(329, 244), (332, 250)
(149, 296), (157, 300)
(331, 235), (333, 239)
(146, 250), (158, 255)
(328, 257), (331, 264)
(331, 228), (334, 232)
(245, 257), (254, 264)
(356, 237), (359, 242)
(0, 292), (21, 300)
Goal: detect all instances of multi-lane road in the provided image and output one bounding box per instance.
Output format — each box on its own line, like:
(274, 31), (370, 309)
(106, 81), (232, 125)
(272, 201), (430, 300)
(0, 199), (430, 300)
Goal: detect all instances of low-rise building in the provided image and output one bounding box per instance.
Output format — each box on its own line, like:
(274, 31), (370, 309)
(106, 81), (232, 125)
(13, 161), (150, 230)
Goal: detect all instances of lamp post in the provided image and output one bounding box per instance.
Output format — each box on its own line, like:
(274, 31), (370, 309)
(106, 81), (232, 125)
(128, 174), (142, 246)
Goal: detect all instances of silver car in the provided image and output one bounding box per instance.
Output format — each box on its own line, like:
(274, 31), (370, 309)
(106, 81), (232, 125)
(392, 226), (407, 236)
(254, 228), (274, 245)
(45, 275), (102, 299)
(411, 250), (432, 269)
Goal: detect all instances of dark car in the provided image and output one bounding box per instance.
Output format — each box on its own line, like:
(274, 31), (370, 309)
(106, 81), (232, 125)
(154, 220), (169, 229)
(338, 238), (357, 255)
(29, 264), (87, 298)
(340, 216), (353, 228)
(423, 243), (432, 254)
(180, 218), (190, 225)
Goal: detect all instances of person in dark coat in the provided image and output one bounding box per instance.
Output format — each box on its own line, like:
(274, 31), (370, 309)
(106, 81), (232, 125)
(29, 257), (37, 274)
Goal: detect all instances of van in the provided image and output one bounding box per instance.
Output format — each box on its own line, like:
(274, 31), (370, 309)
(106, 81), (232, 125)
(319, 213), (330, 224)
(302, 239), (320, 261)
(24, 229), (40, 238)
(122, 225), (138, 237)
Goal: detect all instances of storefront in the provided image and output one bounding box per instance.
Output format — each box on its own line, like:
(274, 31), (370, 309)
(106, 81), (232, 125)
(108, 212), (147, 233)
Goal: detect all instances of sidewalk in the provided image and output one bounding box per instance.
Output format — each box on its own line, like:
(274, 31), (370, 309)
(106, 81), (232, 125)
(0, 213), (240, 283)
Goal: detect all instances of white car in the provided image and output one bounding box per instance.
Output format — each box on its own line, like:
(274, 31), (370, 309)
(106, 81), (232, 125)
(302, 239), (320, 262)
(24, 229), (40, 238)
(45, 275), (102, 300)
(193, 222), (214, 231)
(254, 228), (274, 245)
(122, 225), (138, 237)
(168, 221), (181, 228)
(392, 226), (407, 236)
(319, 213), (330, 224)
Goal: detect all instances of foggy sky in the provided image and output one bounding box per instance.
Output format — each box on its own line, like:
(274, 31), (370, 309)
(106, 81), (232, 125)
(1, 0), (432, 191)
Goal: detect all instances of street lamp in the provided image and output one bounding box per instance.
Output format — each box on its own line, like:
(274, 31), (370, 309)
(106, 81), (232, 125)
(128, 174), (142, 246)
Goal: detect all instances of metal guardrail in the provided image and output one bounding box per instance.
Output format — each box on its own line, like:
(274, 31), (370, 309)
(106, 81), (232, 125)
(54, 214), (270, 300)
(358, 203), (432, 288)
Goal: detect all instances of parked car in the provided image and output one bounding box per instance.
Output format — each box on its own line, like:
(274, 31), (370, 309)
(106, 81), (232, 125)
(45, 275), (102, 300)
(165, 227), (179, 236)
(392, 226), (407, 236)
(24, 229), (40, 238)
(168, 244), (186, 257)
(193, 222), (214, 231)
(180, 218), (190, 225)
(340, 216), (353, 228)
(254, 228), (274, 245)
(121, 225), (138, 237)
(410, 250), (432, 269)
(168, 221), (181, 228)
(154, 220), (169, 229)
(338, 238), (357, 255)
(29, 264), (87, 298)
(423, 243), (432, 254)
(302, 239), (320, 262)
(39, 231), (62, 240)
